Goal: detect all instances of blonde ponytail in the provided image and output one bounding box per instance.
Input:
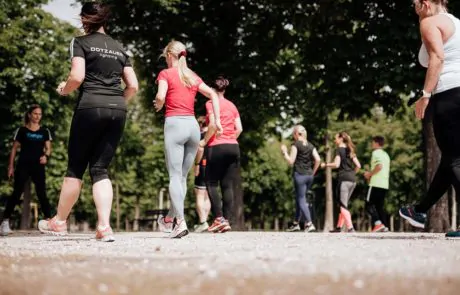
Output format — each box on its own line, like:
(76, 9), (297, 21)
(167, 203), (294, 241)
(177, 55), (196, 87)
(162, 40), (197, 87)
(294, 125), (308, 145)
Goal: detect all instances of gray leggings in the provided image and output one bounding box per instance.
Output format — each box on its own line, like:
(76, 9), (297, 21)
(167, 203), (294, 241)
(164, 116), (200, 219)
(337, 181), (356, 209)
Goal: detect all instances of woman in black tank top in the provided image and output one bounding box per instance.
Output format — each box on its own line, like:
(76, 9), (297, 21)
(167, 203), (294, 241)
(321, 131), (361, 232)
(281, 125), (321, 232)
(38, 2), (139, 242)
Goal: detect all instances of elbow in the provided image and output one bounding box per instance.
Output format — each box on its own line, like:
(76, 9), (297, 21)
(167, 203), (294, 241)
(128, 83), (139, 93)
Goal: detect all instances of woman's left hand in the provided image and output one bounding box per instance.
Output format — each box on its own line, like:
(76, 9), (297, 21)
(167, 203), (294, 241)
(39, 156), (47, 165)
(56, 81), (67, 96)
(280, 144), (288, 154)
(415, 97), (430, 120)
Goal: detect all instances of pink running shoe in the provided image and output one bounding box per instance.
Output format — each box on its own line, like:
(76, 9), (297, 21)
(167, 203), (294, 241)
(38, 217), (68, 236)
(95, 226), (115, 242)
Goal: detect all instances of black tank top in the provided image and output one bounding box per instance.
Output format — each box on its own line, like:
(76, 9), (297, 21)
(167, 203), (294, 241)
(70, 32), (132, 110)
(336, 147), (356, 182)
(293, 140), (315, 175)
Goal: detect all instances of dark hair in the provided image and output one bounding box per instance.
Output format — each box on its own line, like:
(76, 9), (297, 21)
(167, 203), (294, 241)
(372, 136), (385, 147)
(80, 2), (111, 34)
(213, 76), (230, 92)
(197, 116), (207, 128)
(24, 104), (42, 125)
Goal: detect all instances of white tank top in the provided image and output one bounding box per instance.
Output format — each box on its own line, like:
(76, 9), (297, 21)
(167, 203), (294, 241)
(419, 13), (460, 94)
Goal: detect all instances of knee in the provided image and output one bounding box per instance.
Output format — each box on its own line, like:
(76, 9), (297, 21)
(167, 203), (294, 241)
(89, 166), (108, 184)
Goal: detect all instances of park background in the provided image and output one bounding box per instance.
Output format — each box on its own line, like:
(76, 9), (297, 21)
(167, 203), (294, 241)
(1, 0), (459, 233)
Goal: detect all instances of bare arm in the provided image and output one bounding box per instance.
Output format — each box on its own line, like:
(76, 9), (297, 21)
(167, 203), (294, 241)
(122, 67), (139, 101)
(352, 156), (361, 173)
(323, 155), (340, 169)
(200, 113), (217, 147)
(312, 148), (321, 175)
(234, 117), (243, 139)
(282, 145), (298, 166)
(421, 18), (445, 94)
(58, 57), (85, 96)
(198, 83), (222, 134)
(155, 80), (168, 112)
(8, 141), (20, 178)
(195, 146), (204, 165)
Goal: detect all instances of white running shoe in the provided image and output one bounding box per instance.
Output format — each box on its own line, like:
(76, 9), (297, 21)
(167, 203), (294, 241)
(0, 220), (12, 236)
(193, 222), (209, 233)
(305, 223), (316, 233)
(170, 219), (189, 239)
(157, 215), (173, 233)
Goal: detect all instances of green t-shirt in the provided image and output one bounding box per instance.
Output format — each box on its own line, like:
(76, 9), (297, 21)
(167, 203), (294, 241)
(369, 149), (390, 189)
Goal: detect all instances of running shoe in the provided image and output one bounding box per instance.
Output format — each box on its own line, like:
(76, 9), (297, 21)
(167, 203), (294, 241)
(371, 223), (386, 233)
(38, 217), (68, 236)
(446, 227), (460, 238)
(157, 215), (173, 233)
(399, 206), (426, 229)
(170, 219), (189, 239)
(218, 220), (231, 233)
(193, 222), (209, 233)
(95, 226), (115, 242)
(347, 228), (356, 233)
(329, 227), (343, 233)
(286, 223), (301, 232)
(0, 220), (12, 236)
(305, 223), (316, 233)
(208, 217), (227, 233)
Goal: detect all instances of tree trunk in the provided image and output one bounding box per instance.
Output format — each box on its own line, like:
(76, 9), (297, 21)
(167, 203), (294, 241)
(115, 181), (120, 231)
(423, 108), (450, 232)
(20, 179), (32, 230)
(323, 142), (334, 232)
(451, 189), (457, 230)
(133, 195), (140, 231)
(233, 166), (246, 230)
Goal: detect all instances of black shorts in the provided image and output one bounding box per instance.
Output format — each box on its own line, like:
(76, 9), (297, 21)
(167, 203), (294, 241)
(194, 164), (206, 190)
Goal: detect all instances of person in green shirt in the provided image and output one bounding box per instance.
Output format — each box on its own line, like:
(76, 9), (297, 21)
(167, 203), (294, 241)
(364, 136), (390, 232)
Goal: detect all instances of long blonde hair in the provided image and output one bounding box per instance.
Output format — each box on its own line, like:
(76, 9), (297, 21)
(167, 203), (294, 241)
(338, 131), (356, 158)
(294, 125), (308, 145)
(162, 40), (196, 87)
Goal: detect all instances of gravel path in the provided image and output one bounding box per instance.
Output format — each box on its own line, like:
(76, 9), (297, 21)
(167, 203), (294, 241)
(0, 231), (459, 294)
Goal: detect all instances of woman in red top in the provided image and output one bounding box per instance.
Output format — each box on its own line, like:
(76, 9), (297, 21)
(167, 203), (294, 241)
(201, 76), (243, 233)
(155, 40), (222, 239)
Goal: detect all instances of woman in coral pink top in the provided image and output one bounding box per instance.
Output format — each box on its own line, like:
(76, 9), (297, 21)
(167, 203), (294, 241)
(154, 40), (222, 239)
(201, 76), (243, 233)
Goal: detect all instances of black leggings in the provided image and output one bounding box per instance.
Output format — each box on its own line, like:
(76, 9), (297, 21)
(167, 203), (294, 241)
(206, 144), (240, 220)
(66, 108), (126, 184)
(3, 163), (51, 220)
(415, 87), (460, 213)
(366, 187), (388, 226)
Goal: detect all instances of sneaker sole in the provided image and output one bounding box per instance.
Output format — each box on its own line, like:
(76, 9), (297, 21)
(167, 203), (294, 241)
(305, 228), (316, 233)
(219, 226), (231, 233)
(171, 229), (189, 239)
(38, 229), (68, 236)
(399, 210), (425, 229)
(372, 227), (386, 233)
(208, 224), (227, 233)
(96, 236), (115, 242)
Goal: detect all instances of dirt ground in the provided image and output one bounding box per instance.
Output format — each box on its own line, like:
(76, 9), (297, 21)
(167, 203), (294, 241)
(0, 231), (459, 295)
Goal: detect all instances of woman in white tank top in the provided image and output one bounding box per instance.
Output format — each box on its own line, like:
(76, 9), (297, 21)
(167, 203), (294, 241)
(400, 0), (460, 238)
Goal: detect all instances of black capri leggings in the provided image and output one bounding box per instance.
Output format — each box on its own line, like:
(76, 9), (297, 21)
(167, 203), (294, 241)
(206, 144), (240, 220)
(66, 108), (126, 184)
(3, 163), (51, 220)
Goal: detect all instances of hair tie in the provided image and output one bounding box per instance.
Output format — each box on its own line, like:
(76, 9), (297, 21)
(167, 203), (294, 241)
(178, 50), (187, 58)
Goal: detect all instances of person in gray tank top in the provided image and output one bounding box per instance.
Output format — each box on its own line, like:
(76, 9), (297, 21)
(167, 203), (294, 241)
(281, 125), (321, 232)
(400, 0), (460, 238)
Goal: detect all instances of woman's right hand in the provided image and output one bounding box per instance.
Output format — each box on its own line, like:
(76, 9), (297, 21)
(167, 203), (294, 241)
(7, 166), (14, 179)
(280, 144), (288, 154)
(215, 120), (223, 137)
(320, 163), (326, 169)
